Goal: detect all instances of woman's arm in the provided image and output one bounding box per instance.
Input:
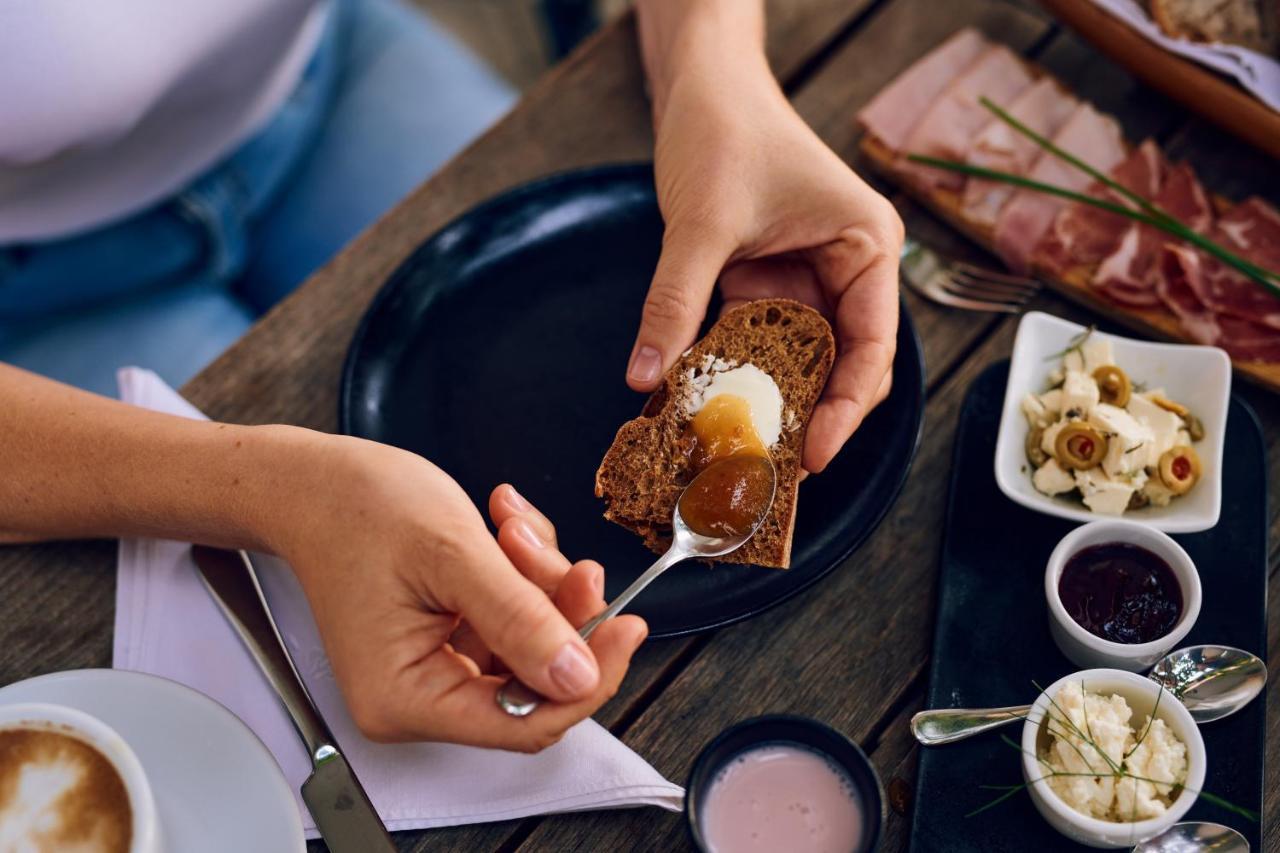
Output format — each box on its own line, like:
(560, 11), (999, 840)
(0, 364), (646, 751)
(633, 0), (903, 473)
(636, 0), (767, 124)
(0, 363), (276, 547)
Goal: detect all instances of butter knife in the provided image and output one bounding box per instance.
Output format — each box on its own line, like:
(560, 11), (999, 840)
(192, 545), (396, 853)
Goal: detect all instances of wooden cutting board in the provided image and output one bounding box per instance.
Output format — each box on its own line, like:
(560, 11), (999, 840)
(1038, 0), (1280, 160)
(859, 134), (1280, 393)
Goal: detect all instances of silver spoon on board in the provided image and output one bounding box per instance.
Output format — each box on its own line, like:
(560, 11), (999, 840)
(1131, 822), (1249, 852)
(496, 455), (778, 717)
(910, 645), (1267, 745)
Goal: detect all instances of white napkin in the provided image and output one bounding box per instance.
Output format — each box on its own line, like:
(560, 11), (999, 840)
(112, 367), (683, 838)
(1087, 0), (1280, 112)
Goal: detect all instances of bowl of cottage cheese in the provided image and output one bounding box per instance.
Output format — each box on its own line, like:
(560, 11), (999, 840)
(1020, 669), (1206, 849)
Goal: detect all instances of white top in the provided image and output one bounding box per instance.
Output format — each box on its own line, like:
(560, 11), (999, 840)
(0, 0), (328, 243)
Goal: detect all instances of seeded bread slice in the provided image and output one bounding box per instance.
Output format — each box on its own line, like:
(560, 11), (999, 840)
(595, 299), (836, 569)
(1149, 0), (1276, 54)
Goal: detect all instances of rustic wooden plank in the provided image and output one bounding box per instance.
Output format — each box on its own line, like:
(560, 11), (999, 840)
(868, 691), (925, 853)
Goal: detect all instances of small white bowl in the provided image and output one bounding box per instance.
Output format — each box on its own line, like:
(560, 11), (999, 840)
(995, 312), (1230, 533)
(0, 702), (160, 853)
(1046, 520), (1201, 672)
(1021, 669), (1206, 849)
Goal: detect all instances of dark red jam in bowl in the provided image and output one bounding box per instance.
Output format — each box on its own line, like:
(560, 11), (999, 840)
(1058, 542), (1183, 644)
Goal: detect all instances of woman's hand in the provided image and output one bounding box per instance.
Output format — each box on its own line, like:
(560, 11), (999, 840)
(265, 431), (647, 752)
(632, 0), (904, 474)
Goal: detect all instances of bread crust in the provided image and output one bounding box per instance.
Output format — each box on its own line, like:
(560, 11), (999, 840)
(594, 299), (836, 568)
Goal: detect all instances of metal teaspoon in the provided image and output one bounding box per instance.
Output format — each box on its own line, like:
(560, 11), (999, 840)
(910, 645), (1267, 745)
(1131, 822), (1249, 852)
(496, 455), (777, 717)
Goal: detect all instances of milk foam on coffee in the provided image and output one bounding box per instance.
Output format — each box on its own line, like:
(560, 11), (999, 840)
(0, 726), (132, 853)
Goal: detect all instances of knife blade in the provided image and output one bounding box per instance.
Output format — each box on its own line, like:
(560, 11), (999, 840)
(192, 545), (396, 853)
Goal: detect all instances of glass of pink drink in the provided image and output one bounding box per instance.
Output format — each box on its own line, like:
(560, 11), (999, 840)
(686, 715), (885, 853)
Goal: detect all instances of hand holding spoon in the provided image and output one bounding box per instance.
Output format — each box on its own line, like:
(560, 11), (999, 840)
(910, 645), (1267, 745)
(497, 455), (777, 717)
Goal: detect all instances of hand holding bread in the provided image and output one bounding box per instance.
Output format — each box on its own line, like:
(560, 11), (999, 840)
(631, 0), (903, 473)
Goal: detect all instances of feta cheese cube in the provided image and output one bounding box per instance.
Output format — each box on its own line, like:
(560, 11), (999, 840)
(1033, 459), (1076, 496)
(1090, 402), (1156, 477)
(1127, 393), (1183, 460)
(1039, 388), (1063, 417)
(1041, 419), (1068, 458)
(1062, 337), (1114, 374)
(1022, 393), (1048, 427)
(1081, 337), (1114, 374)
(1142, 478), (1177, 507)
(1075, 468), (1136, 515)
(1061, 370), (1100, 417)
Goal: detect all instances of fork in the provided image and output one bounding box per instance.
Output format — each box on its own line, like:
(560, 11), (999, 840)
(900, 236), (1040, 313)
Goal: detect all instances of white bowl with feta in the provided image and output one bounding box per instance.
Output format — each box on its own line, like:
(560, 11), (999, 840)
(995, 312), (1230, 533)
(1020, 669), (1206, 849)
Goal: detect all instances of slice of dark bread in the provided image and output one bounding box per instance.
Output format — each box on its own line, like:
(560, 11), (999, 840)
(595, 299), (835, 569)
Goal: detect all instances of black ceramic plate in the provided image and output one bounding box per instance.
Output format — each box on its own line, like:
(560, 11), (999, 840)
(910, 362), (1266, 852)
(340, 164), (925, 638)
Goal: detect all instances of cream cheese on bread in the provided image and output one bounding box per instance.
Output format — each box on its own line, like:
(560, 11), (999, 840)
(685, 363), (784, 447)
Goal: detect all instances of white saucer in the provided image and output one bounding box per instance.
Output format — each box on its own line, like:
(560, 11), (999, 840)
(0, 669), (305, 853)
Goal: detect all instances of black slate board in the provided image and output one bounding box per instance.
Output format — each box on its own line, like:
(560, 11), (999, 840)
(909, 361), (1267, 852)
(340, 165), (925, 638)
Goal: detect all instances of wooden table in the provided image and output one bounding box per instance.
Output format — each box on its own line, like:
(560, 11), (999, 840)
(2, 1), (1276, 850)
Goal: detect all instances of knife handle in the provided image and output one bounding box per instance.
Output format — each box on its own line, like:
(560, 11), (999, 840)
(192, 545), (336, 764)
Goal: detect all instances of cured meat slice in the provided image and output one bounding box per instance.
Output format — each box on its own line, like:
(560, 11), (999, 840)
(1093, 161), (1213, 307)
(1035, 140), (1166, 277)
(1153, 195), (1280, 333)
(993, 103), (1126, 272)
(1217, 198), (1280, 274)
(856, 28), (989, 151)
(1159, 245), (1280, 362)
(898, 45), (1035, 190)
(961, 78), (1079, 227)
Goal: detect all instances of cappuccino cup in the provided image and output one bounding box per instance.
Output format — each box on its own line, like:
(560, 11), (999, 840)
(0, 702), (158, 853)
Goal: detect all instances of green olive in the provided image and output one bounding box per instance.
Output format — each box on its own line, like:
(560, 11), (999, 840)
(1158, 445), (1202, 495)
(1026, 427), (1048, 467)
(1055, 422), (1107, 470)
(1183, 413), (1205, 442)
(1151, 394), (1189, 417)
(1092, 365), (1131, 407)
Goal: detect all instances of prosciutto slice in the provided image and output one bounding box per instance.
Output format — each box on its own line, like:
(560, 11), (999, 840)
(1035, 139), (1166, 278)
(898, 45), (1035, 190)
(961, 78), (1079, 227)
(993, 103), (1126, 272)
(1092, 161), (1212, 308)
(1177, 218), (1280, 332)
(1159, 246), (1280, 362)
(856, 28), (989, 151)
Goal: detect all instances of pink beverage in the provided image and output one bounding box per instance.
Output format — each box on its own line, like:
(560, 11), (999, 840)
(700, 744), (864, 853)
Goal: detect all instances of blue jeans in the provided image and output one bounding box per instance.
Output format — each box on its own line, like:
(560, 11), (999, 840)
(0, 0), (514, 396)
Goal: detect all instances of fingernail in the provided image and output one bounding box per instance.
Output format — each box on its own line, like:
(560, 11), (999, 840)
(627, 346), (662, 384)
(550, 643), (598, 696)
(589, 564), (604, 596)
(514, 519), (544, 549)
(505, 486), (531, 512)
